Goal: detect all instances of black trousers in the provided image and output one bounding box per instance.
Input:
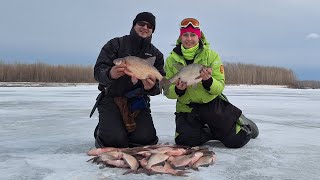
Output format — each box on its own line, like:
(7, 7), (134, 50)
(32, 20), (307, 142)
(175, 96), (252, 148)
(95, 96), (158, 148)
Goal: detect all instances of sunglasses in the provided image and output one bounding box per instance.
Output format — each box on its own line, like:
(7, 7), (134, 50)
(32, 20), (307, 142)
(136, 21), (154, 29)
(180, 18), (200, 29)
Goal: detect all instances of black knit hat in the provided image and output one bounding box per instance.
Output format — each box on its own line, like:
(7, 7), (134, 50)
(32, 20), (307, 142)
(132, 12), (156, 32)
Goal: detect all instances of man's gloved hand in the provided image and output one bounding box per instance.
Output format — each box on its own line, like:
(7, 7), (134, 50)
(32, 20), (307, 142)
(142, 76), (156, 90)
(109, 63), (126, 79)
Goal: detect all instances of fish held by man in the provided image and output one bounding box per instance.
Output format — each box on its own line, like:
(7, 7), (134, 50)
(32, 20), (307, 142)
(87, 143), (216, 176)
(113, 56), (163, 82)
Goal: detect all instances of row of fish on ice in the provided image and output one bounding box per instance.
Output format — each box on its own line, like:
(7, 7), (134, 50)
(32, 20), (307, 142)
(87, 143), (216, 176)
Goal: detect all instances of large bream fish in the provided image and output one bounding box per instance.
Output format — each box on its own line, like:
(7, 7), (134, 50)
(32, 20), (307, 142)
(113, 56), (163, 82)
(162, 63), (208, 94)
(168, 63), (205, 85)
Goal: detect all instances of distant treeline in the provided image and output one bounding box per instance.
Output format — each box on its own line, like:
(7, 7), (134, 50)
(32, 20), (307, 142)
(0, 62), (94, 83)
(0, 61), (319, 89)
(224, 62), (296, 85)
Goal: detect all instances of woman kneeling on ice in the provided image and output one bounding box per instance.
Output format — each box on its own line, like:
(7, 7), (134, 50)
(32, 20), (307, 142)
(163, 18), (259, 148)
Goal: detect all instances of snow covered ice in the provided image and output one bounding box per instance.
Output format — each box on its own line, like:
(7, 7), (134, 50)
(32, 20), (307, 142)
(1, 84), (320, 180)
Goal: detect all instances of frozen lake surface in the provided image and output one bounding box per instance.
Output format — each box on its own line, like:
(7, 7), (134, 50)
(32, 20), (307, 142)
(1, 84), (320, 180)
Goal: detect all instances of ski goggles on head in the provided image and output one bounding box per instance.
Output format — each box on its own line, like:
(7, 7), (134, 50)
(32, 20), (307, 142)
(136, 21), (154, 29)
(179, 18), (200, 29)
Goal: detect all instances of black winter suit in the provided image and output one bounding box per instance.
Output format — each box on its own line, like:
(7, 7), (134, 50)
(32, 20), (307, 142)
(93, 28), (165, 148)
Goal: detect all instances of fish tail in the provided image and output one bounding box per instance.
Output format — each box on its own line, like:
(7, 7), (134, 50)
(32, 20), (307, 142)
(159, 78), (171, 95)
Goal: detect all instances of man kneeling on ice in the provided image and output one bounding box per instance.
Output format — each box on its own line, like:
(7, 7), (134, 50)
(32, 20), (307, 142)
(91, 12), (165, 148)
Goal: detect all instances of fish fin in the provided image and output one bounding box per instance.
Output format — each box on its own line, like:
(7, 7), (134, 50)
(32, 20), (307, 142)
(86, 157), (96, 162)
(123, 69), (138, 84)
(191, 167), (200, 171)
(99, 165), (107, 169)
(123, 169), (136, 175)
(146, 56), (156, 66)
(195, 75), (202, 79)
(131, 77), (138, 84)
(175, 170), (191, 176)
(173, 63), (184, 71)
(124, 69), (135, 78)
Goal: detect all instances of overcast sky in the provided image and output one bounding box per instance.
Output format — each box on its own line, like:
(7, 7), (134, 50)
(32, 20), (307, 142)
(1, 0), (319, 80)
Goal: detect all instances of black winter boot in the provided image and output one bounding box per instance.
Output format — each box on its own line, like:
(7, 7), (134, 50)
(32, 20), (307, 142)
(239, 114), (259, 139)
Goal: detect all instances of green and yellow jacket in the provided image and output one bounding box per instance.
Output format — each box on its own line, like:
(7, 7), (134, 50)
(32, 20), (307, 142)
(164, 32), (225, 112)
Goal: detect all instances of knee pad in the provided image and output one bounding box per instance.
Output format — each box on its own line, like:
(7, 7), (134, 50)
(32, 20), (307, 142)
(221, 128), (251, 148)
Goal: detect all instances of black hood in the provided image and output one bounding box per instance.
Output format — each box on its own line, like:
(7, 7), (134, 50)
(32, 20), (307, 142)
(129, 28), (152, 53)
